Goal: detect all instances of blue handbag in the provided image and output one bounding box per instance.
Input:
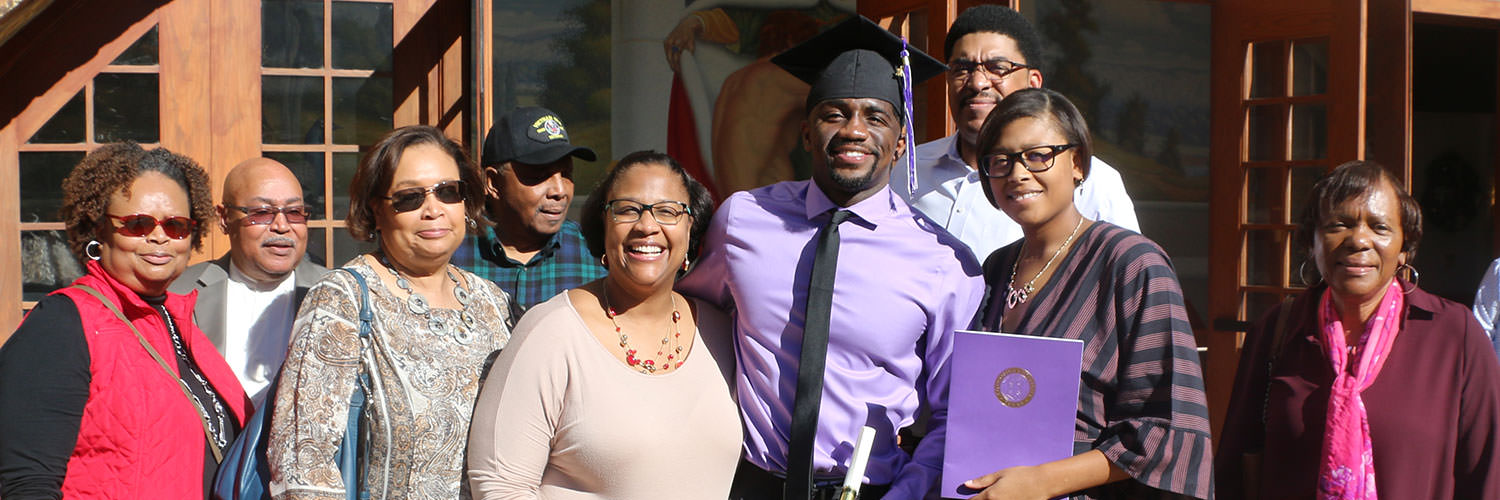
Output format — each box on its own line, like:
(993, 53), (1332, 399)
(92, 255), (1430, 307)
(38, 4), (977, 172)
(212, 268), (375, 500)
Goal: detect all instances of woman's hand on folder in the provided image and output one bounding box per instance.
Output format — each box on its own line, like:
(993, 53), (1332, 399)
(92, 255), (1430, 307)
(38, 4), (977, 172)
(964, 449), (1130, 499)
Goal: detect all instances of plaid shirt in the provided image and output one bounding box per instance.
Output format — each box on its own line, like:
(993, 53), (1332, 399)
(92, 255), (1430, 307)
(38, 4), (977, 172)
(451, 220), (605, 316)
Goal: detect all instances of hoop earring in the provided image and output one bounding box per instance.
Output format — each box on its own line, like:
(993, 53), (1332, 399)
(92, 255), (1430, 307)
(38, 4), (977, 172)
(1298, 260), (1320, 287)
(1398, 263), (1420, 293)
(466, 216), (476, 229)
(600, 254), (609, 270)
(85, 240), (103, 261)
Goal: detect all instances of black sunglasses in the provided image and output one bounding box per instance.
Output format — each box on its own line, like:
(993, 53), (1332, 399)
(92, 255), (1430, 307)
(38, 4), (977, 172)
(384, 180), (466, 213)
(107, 214), (198, 239)
(229, 205), (311, 225)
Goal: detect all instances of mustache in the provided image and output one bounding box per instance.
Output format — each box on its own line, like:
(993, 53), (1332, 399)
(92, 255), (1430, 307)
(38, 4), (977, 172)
(960, 88), (1001, 105)
(262, 236), (298, 247)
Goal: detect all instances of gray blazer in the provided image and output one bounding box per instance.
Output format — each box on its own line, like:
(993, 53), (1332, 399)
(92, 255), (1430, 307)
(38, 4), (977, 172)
(168, 254), (328, 353)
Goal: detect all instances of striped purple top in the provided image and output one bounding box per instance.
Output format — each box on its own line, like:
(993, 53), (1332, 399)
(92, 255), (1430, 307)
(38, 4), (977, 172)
(976, 222), (1213, 499)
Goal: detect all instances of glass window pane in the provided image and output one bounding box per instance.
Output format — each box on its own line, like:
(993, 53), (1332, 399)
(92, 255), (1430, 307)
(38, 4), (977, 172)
(1243, 291), (1285, 324)
(1288, 166), (1324, 224)
(305, 227), (327, 267)
(1245, 166), (1283, 224)
(1292, 39), (1329, 96)
(1247, 104), (1285, 162)
(1245, 229), (1288, 287)
(264, 151), (327, 220)
(332, 76), (392, 146)
(113, 26), (159, 66)
(332, 1), (392, 71)
(333, 227), (377, 268)
(333, 152), (359, 219)
(20, 152), (86, 223)
(263, 0), (324, 69)
(262, 76), (324, 144)
(1249, 40), (1286, 99)
(22, 230), (86, 302)
(94, 73), (159, 143)
(29, 91), (85, 144)
(1291, 104), (1328, 160)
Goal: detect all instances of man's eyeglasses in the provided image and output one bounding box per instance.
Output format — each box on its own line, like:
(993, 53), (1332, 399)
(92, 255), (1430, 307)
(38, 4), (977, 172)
(948, 59), (1031, 83)
(981, 144), (1078, 178)
(107, 214), (198, 239)
(384, 180), (466, 213)
(605, 200), (692, 226)
(229, 205), (311, 225)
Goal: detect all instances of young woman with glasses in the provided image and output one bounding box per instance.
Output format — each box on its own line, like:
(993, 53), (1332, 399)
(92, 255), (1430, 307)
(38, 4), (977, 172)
(962, 88), (1214, 500)
(466, 150), (741, 499)
(267, 125), (513, 499)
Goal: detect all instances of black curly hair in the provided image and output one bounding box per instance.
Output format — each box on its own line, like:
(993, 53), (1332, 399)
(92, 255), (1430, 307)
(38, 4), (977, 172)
(59, 143), (214, 263)
(580, 151), (715, 263)
(943, 4), (1043, 71)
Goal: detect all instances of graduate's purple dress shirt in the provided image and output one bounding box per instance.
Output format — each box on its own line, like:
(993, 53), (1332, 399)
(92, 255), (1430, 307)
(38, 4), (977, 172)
(678, 180), (984, 498)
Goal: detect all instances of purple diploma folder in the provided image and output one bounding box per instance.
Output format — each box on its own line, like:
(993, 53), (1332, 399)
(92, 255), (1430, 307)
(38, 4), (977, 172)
(941, 330), (1083, 498)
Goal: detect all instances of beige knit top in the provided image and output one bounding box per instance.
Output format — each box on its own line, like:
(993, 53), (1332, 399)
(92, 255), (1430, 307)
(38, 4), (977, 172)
(466, 292), (742, 499)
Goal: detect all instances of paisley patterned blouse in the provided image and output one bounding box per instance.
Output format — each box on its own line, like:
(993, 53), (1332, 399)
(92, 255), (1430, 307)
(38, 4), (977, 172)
(268, 256), (512, 500)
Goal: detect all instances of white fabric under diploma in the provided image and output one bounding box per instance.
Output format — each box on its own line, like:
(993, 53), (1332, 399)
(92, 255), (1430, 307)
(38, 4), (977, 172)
(224, 263), (297, 405)
(892, 134), (1141, 262)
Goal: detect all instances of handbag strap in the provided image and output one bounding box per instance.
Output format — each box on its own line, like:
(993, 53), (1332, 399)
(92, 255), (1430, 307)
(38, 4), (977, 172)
(71, 284), (224, 463)
(1258, 296), (1299, 432)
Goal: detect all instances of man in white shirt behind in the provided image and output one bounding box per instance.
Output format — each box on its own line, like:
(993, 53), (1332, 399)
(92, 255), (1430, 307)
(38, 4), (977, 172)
(170, 157), (326, 405)
(891, 4), (1138, 262)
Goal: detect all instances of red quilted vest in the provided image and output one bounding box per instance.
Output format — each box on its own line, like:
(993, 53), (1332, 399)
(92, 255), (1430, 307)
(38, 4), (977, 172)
(50, 260), (249, 498)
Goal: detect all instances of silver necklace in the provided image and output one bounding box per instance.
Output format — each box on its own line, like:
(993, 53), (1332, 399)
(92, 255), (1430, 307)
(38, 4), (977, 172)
(379, 255), (476, 344)
(1006, 216), (1084, 309)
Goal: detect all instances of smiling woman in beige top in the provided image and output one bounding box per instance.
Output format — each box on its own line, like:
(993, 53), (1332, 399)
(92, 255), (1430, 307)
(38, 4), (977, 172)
(466, 151), (740, 499)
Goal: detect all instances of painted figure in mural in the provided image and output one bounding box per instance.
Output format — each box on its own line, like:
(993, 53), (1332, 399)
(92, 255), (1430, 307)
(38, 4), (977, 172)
(450, 106), (605, 318)
(890, 4), (1139, 263)
(169, 157), (327, 406)
(967, 88), (1212, 499)
(467, 150), (741, 498)
(678, 16), (984, 500)
(0, 143), (249, 499)
(662, 0), (853, 197)
(1218, 161), (1500, 499)
(267, 126), (512, 499)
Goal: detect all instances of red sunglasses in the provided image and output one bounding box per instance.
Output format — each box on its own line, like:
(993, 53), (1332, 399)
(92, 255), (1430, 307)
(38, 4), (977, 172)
(107, 214), (198, 239)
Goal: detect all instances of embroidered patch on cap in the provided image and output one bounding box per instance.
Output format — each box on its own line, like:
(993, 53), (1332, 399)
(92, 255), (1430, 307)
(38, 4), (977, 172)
(529, 115), (567, 142)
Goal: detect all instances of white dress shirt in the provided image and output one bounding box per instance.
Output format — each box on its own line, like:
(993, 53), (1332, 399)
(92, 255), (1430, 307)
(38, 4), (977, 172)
(891, 134), (1140, 262)
(225, 263), (297, 404)
(1475, 257), (1500, 340)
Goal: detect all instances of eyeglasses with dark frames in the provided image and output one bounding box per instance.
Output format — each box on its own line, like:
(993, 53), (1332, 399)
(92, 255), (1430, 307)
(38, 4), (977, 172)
(605, 200), (692, 225)
(229, 205), (311, 225)
(948, 59), (1031, 84)
(981, 144), (1078, 178)
(384, 180), (466, 213)
(106, 214), (198, 239)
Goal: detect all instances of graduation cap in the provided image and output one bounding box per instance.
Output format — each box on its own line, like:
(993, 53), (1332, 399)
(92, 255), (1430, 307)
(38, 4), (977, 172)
(771, 15), (946, 195)
(771, 15), (946, 120)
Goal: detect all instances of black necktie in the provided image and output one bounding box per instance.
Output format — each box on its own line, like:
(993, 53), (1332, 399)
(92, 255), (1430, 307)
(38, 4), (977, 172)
(786, 209), (853, 499)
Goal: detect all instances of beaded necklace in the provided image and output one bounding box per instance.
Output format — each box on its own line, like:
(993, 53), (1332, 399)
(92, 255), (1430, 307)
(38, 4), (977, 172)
(378, 255), (476, 344)
(602, 288), (683, 374)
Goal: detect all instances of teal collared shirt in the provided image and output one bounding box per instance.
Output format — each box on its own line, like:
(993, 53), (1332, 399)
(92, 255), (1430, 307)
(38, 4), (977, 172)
(450, 220), (605, 317)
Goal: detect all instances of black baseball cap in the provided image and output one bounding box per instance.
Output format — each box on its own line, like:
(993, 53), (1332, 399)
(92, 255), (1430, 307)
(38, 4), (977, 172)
(481, 106), (597, 167)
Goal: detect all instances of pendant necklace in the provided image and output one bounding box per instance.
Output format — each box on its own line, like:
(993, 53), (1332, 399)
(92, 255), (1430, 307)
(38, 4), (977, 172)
(378, 254), (476, 344)
(1006, 216), (1084, 310)
(602, 287), (683, 374)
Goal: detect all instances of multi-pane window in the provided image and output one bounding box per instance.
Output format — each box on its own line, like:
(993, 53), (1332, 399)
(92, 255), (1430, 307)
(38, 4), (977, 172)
(18, 26), (162, 304)
(261, 0), (392, 267)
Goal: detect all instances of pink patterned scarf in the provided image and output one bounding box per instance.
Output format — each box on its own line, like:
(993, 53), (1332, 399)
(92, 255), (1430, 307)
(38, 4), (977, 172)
(1316, 280), (1404, 500)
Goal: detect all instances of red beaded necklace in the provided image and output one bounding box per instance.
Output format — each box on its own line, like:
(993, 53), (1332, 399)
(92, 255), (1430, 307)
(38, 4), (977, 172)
(603, 290), (684, 374)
